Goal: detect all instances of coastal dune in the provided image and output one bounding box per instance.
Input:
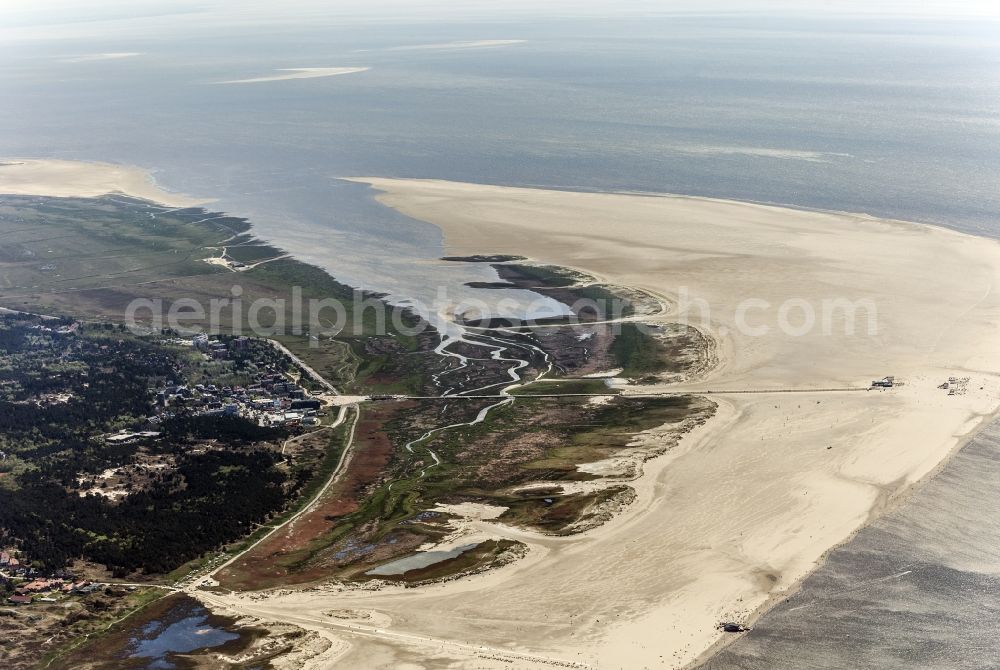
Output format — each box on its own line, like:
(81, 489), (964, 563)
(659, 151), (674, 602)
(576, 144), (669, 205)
(246, 177), (1000, 668)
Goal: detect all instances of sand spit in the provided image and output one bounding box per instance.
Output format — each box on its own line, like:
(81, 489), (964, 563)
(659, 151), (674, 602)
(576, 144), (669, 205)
(0, 158), (206, 207)
(213, 177), (1000, 669)
(218, 67), (370, 84)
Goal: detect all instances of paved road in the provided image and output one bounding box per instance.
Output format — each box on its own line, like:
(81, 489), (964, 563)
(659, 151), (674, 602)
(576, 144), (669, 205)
(183, 405), (358, 591)
(268, 339), (339, 395)
(394, 387), (870, 400)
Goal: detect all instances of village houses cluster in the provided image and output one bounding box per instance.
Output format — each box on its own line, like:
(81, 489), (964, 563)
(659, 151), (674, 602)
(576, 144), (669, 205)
(2, 550), (100, 607)
(149, 334), (325, 430)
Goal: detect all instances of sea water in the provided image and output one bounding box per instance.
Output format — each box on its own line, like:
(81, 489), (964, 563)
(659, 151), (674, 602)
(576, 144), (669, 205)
(1, 8), (999, 302)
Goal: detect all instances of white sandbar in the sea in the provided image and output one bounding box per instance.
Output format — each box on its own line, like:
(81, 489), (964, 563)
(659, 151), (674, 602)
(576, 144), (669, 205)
(218, 67), (370, 84)
(381, 39), (525, 51)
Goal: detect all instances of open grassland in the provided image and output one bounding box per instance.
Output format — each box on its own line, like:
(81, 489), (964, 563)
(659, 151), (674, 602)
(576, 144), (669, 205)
(0, 196), (240, 293)
(0, 195), (437, 393)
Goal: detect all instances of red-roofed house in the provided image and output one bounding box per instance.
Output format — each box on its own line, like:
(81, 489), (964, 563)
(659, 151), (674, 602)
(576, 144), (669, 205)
(62, 581), (90, 594)
(21, 579), (61, 593)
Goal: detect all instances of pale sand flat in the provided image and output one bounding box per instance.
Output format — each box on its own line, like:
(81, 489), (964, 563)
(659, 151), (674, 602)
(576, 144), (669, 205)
(0, 158), (206, 208)
(200, 178), (1000, 669)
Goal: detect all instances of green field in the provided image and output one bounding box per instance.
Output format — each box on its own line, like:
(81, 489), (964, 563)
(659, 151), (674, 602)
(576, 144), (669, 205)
(0, 195), (437, 392)
(0, 196), (241, 294)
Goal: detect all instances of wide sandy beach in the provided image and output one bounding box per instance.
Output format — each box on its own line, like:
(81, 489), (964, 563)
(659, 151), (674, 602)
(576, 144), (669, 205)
(0, 158), (206, 207)
(4, 164), (998, 668)
(202, 177), (1000, 670)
